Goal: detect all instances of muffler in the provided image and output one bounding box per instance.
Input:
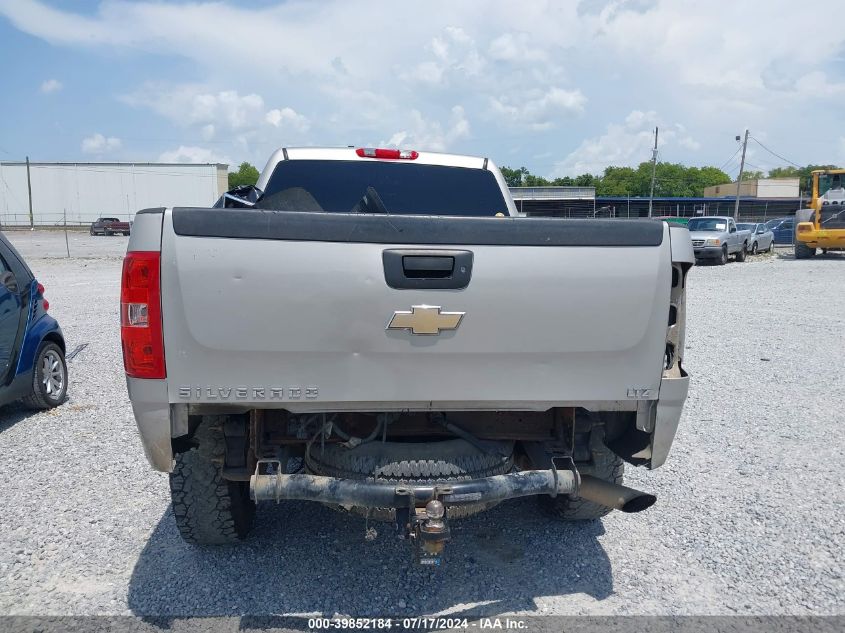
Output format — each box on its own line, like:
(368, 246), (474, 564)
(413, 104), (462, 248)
(577, 474), (657, 513)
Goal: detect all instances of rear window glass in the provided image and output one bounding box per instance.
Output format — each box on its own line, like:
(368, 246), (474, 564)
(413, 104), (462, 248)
(257, 160), (508, 216)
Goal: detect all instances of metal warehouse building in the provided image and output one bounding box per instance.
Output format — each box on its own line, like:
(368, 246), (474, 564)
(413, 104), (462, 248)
(0, 162), (228, 227)
(509, 186), (596, 216)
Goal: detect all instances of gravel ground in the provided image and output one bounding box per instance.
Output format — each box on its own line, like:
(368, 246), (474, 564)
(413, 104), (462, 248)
(0, 232), (842, 618)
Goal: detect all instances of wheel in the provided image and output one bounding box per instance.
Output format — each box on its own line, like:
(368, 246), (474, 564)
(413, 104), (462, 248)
(766, 241), (773, 253)
(718, 245), (728, 265)
(794, 241), (816, 259)
(540, 436), (624, 521)
(169, 417), (255, 544)
(735, 244), (747, 262)
(104, 229), (113, 236)
(89, 227), (95, 236)
(22, 341), (67, 409)
(750, 241), (758, 255)
(306, 438), (514, 520)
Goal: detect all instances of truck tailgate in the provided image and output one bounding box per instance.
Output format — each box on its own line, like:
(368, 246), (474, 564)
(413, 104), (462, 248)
(160, 209), (673, 410)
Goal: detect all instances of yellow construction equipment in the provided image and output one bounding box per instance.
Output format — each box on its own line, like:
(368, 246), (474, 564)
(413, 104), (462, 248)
(794, 168), (845, 258)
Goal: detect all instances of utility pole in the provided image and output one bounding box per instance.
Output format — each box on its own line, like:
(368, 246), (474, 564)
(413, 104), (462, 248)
(733, 129), (749, 220)
(25, 156), (34, 229)
(648, 127), (659, 217)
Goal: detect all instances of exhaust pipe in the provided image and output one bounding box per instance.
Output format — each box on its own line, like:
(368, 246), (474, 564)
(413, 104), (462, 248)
(577, 474), (657, 513)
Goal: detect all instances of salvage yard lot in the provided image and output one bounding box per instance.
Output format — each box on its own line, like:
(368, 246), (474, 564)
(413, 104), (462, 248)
(0, 230), (842, 617)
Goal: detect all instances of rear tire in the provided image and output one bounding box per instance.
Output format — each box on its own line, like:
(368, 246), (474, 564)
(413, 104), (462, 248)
(794, 241), (816, 259)
(540, 439), (624, 521)
(307, 438), (514, 520)
(169, 417), (255, 544)
(735, 243), (747, 262)
(750, 241), (758, 255)
(21, 342), (67, 409)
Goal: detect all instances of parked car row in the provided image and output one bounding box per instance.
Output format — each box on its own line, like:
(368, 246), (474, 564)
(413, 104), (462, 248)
(675, 215), (791, 265)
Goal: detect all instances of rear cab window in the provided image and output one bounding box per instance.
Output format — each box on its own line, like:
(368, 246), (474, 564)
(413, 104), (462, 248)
(257, 160), (508, 217)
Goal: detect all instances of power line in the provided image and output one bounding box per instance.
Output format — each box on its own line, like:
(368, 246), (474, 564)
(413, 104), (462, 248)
(718, 147), (741, 171)
(749, 136), (803, 168)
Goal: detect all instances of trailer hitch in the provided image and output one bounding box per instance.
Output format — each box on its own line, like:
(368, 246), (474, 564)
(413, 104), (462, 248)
(394, 488), (451, 566)
(250, 458), (655, 565)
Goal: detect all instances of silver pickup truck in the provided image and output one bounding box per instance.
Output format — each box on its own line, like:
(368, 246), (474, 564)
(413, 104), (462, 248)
(688, 216), (751, 264)
(122, 147), (692, 564)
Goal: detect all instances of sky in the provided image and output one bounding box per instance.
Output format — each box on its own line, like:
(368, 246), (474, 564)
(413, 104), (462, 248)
(0, 0), (843, 179)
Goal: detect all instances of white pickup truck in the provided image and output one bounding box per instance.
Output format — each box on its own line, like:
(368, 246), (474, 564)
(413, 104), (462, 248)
(123, 147), (692, 564)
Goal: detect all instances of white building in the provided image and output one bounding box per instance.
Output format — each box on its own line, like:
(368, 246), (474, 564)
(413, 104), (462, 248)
(703, 178), (800, 199)
(0, 162), (228, 227)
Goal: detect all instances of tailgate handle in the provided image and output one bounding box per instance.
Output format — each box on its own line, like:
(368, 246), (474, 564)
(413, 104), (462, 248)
(402, 256), (453, 278)
(383, 249), (473, 290)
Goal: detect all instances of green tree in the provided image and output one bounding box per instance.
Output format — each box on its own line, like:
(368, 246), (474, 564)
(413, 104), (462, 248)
(228, 162), (260, 189)
(500, 166), (529, 187)
(596, 166), (638, 196)
(741, 170), (765, 181)
(523, 173), (551, 186)
(503, 161), (732, 197)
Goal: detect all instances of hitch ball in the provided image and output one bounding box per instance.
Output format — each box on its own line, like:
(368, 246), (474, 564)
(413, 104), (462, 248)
(425, 500), (445, 520)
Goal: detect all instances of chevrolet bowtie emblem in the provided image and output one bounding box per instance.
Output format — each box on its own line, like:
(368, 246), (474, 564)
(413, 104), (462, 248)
(387, 305), (465, 336)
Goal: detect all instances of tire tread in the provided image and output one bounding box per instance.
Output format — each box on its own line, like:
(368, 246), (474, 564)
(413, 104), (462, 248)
(169, 417), (255, 544)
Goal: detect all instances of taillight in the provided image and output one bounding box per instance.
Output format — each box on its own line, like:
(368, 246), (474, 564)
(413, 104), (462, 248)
(120, 251), (165, 379)
(356, 147), (419, 160)
(36, 282), (49, 311)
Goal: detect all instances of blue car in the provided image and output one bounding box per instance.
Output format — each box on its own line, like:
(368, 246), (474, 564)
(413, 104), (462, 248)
(0, 231), (67, 409)
(765, 217), (794, 245)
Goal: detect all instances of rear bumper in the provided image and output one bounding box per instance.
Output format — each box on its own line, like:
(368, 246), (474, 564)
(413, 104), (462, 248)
(126, 377), (173, 471)
(251, 469), (578, 507)
(650, 373), (689, 468)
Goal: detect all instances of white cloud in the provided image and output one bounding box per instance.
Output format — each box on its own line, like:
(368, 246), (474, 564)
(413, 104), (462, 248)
(123, 86), (267, 130)
(158, 145), (232, 165)
(551, 110), (700, 177)
(3, 1), (845, 169)
(491, 87), (586, 131)
(39, 78), (62, 94)
(793, 71), (845, 97)
(384, 106), (470, 152)
(403, 61), (445, 86)
(488, 33), (547, 62)
(81, 133), (121, 154)
(401, 26), (485, 86)
(265, 107), (310, 133)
